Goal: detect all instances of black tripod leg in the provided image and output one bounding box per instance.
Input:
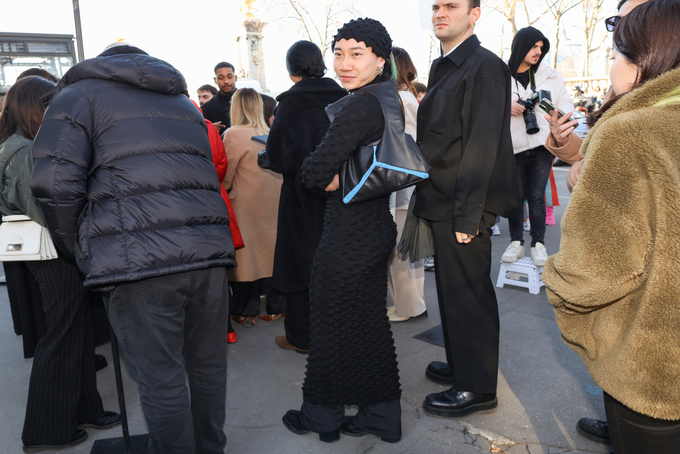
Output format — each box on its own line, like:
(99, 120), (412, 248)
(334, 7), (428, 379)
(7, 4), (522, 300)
(109, 321), (133, 454)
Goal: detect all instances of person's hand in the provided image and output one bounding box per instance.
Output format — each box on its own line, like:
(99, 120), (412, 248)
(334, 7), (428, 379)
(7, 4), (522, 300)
(456, 230), (479, 244)
(212, 121), (225, 131)
(325, 174), (339, 192)
(545, 110), (578, 148)
(511, 101), (526, 117)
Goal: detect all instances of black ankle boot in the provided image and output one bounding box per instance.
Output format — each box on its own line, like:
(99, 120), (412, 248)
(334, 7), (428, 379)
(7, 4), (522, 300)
(282, 410), (340, 443)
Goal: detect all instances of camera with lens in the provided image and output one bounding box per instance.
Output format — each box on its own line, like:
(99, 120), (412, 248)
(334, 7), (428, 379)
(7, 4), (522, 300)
(518, 90), (551, 135)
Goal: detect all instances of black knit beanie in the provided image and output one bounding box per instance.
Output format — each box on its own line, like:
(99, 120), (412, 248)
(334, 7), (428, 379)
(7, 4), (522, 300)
(332, 18), (392, 60)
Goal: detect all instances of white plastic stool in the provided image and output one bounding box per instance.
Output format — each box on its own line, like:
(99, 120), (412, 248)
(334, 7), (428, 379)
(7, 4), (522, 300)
(496, 256), (544, 295)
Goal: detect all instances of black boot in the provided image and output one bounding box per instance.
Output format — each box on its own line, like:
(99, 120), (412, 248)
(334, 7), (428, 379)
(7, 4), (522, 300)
(425, 361), (455, 386)
(340, 416), (400, 443)
(282, 410), (339, 443)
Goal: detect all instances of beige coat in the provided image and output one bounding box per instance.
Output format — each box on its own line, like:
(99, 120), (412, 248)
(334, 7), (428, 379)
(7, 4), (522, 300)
(543, 68), (680, 420)
(223, 126), (283, 282)
(387, 89), (426, 317)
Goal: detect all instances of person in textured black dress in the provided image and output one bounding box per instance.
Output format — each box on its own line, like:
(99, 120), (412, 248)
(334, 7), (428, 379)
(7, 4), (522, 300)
(282, 18), (402, 444)
(259, 40), (347, 353)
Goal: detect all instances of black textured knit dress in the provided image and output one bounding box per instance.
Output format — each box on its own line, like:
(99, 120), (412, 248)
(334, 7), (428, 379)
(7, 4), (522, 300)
(300, 82), (401, 409)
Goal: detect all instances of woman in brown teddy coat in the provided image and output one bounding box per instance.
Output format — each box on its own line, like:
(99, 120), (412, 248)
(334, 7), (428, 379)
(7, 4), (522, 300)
(543, 1), (680, 452)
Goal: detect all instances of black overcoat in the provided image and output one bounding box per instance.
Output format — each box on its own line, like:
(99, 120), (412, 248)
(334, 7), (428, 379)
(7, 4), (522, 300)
(262, 78), (346, 294)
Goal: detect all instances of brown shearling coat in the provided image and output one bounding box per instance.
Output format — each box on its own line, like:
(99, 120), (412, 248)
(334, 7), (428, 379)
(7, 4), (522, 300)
(543, 67), (680, 420)
(223, 125), (282, 282)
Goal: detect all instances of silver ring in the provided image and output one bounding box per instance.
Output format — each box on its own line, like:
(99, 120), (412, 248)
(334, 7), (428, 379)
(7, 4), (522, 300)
(549, 122), (554, 126)
(462, 236), (468, 241)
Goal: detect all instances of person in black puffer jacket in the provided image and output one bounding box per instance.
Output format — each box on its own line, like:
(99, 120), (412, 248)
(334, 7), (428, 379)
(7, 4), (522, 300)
(31, 43), (236, 454)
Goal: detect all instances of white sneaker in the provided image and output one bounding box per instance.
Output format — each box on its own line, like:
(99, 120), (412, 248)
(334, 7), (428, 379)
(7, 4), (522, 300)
(424, 256), (435, 271)
(501, 241), (524, 262)
(387, 306), (410, 322)
(531, 242), (548, 267)
(523, 220), (531, 231)
(491, 225), (500, 236)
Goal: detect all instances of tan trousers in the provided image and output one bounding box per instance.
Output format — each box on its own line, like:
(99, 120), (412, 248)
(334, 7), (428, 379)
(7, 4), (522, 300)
(387, 209), (426, 317)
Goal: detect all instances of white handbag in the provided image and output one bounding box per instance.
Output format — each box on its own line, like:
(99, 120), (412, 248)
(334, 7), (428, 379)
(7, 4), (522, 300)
(0, 215), (58, 261)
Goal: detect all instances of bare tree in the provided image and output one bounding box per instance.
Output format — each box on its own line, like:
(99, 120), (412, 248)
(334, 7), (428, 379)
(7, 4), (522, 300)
(483, 0), (522, 37)
(545, 0), (584, 68)
(579, 0), (614, 76)
(262, 0), (358, 57)
(482, 0), (548, 57)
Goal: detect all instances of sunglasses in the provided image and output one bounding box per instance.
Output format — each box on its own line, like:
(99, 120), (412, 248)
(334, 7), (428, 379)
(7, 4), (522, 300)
(604, 15), (621, 32)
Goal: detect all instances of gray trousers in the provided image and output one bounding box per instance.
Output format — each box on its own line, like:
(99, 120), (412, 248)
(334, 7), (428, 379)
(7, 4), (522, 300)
(104, 267), (229, 454)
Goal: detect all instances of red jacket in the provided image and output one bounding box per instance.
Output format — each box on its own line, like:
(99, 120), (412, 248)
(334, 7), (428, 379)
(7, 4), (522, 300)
(207, 119), (244, 248)
(190, 98), (244, 248)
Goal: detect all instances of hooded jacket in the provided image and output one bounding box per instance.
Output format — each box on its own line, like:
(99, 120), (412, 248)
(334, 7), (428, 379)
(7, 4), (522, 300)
(507, 27), (574, 154)
(31, 45), (236, 288)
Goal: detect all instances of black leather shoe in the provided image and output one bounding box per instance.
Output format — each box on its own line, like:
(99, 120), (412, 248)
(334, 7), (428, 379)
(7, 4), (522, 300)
(95, 354), (108, 372)
(339, 416), (366, 437)
(426, 361), (455, 386)
(576, 418), (611, 445)
(423, 389), (498, 417)
(340, 416), (401, 443)
(282, 410), (339, 443)
(23, 429), (88, 453)
(78, 411), (121, 430)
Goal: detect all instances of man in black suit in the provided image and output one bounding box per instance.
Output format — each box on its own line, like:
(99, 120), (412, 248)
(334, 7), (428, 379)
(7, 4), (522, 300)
(414, 0), (520, 417)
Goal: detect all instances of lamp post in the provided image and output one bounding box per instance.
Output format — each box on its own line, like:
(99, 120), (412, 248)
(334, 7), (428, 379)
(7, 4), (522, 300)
(72, 0), (85, 62)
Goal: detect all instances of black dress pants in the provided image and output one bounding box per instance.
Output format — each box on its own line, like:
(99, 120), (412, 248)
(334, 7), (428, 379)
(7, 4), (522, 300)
(3, 261), (46, 358)
(22, 255), (105, 445)
(430, 212), (499, 394)
(300, 399), (401, 440)
(604, 392), (680, 454)
(283, 290), (310, 350)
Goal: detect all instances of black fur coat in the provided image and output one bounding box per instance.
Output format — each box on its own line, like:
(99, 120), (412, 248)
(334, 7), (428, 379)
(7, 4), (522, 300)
(262, 78), (346, 293)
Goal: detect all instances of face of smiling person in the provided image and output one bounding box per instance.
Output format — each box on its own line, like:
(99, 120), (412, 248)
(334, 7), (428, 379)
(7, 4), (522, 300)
(214, 67), (237, 95)
(333, 39), (385, 91)
(431, 0), (480, 53)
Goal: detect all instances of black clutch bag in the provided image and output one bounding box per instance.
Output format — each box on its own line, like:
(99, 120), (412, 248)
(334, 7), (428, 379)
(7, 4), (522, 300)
(325, 81), (430, 205)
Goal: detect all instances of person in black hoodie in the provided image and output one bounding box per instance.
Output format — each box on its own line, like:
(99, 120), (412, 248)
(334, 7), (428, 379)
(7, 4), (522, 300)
(500, 26), (574, 268)
(31, 42), (236, 454)
(259, 40), (346, 353)
(201, 61), (238, 131)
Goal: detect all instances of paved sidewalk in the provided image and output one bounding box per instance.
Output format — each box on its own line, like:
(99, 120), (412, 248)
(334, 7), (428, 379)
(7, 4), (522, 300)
(0, 166), (612, 454)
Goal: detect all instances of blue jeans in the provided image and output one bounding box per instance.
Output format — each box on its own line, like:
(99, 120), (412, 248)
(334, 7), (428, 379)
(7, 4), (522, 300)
(104, 267), (229, 454)
(508, 146), (554, 247)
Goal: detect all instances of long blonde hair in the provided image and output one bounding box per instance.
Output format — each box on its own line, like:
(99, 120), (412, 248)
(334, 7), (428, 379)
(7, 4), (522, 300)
(230, 88), (269, 135)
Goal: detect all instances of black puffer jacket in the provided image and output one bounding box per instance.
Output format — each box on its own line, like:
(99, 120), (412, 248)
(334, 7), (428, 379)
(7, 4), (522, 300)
(31, 45), (236, 288)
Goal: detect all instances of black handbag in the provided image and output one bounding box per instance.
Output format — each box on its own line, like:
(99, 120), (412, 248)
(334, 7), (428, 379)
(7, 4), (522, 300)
(325, 81), (430, 205)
